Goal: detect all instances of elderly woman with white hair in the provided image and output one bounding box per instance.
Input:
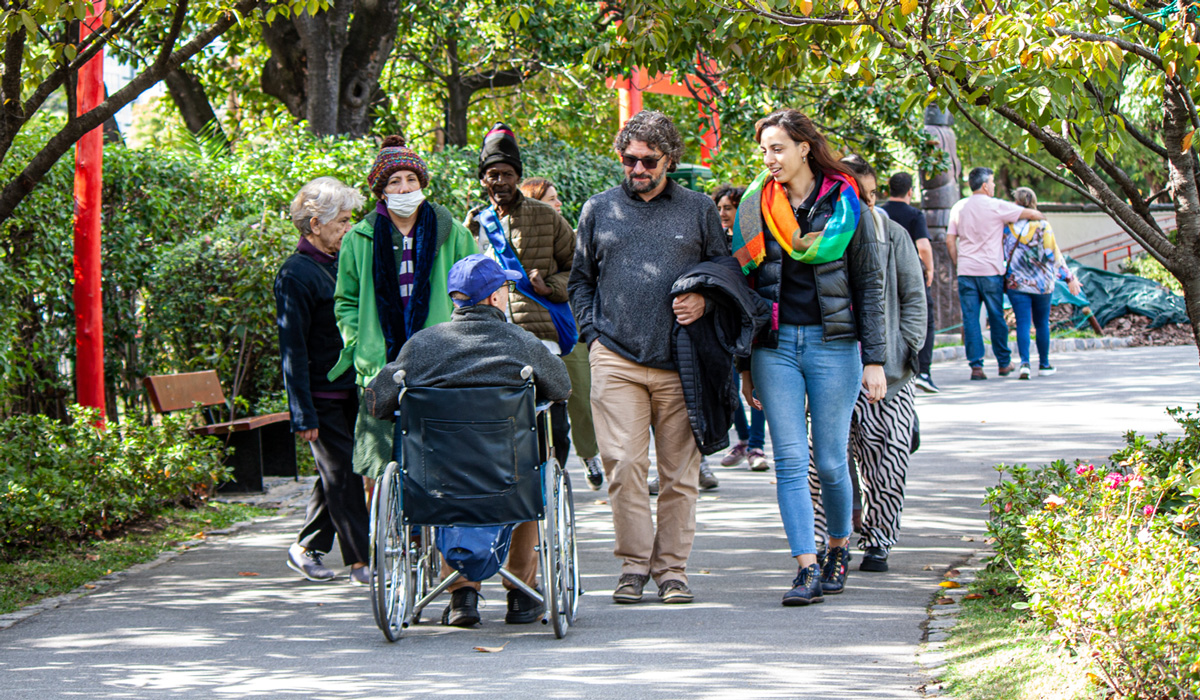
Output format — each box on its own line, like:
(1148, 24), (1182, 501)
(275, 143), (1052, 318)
(275, 176), (372, 585)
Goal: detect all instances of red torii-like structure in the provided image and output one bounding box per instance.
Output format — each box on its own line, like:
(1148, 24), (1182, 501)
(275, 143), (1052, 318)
(607, 58), (724, 166)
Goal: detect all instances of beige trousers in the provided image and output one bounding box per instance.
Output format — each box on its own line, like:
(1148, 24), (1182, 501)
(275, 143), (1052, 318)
(589, 342), (700, 585)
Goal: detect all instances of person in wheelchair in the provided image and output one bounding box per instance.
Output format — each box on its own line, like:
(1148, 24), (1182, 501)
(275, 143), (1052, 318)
(366, 254), (571, 627)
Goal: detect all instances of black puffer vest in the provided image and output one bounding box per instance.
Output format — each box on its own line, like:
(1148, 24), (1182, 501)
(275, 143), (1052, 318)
(739, 177), (887, 366)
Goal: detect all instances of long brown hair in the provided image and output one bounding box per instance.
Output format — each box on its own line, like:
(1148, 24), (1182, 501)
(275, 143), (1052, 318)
(754, 109), (852, 178)
(520, 177), (553, 202)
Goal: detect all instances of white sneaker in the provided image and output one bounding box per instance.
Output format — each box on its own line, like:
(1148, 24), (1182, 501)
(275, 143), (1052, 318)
(287, 543), (336, 581)
(1018, 363), (1031, 380)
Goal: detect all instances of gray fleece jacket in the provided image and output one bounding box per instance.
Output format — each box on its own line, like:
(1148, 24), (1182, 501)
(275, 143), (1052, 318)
(364, 303), (571, 420)
(568, 179), (729, 370)
(870, 207), (928, 400)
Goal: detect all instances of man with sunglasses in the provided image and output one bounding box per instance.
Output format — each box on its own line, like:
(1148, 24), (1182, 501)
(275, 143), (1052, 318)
(568, 110), (729, 605)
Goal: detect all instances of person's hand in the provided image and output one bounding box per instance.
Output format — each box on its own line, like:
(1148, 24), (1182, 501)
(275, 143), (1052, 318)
(862, 364), (886, 403)
(1067, 277), (1082, 296)
(925, 267), (934, 287)
(528, 268), (552, 296)
(672, 292), (706, 326)
(298, 428), (319, 442)
(741, 371), (762, 411)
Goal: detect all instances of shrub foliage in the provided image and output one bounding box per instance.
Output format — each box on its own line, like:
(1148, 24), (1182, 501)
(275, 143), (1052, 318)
(984, 407), (1200, 699)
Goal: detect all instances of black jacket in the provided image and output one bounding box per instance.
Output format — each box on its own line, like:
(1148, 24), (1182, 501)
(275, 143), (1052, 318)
(740, 180), (886, 366)
(364, 303), (571, 420)
(671, 257), (771, 455)
(275, 250), (355, 433)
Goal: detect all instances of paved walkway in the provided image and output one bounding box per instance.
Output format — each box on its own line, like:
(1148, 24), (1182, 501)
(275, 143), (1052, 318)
(1, 346), (1196, 699)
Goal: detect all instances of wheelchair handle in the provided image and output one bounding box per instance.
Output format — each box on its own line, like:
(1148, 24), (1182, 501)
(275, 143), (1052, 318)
(520, 365), (533, 380)
(393, 369), (406, 385)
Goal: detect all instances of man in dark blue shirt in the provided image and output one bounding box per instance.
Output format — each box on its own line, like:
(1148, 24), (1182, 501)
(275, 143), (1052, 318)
(881, 172), (938, 393)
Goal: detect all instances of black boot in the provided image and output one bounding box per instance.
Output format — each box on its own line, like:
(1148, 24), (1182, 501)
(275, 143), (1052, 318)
(783, 563), (824, 606)
(821, 546), (851, 594)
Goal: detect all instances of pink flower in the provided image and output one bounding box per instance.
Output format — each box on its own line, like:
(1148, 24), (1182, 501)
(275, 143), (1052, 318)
(1143, 505), (1156, 517)
(1076, 463), (1095, 476)
(1125, 475), (1146, 490)
(1043, 494), (1067, 510)
(1103, 472), (1124, 489)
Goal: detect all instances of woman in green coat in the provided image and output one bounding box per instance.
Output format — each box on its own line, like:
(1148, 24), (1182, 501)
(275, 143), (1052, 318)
(330, 135), (478, 481)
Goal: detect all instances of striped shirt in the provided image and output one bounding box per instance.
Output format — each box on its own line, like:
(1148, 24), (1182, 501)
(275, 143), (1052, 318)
(393, 230), (415, 304)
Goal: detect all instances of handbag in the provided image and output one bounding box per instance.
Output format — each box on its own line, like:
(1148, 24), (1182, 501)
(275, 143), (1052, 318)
(436, 524), (515, 582)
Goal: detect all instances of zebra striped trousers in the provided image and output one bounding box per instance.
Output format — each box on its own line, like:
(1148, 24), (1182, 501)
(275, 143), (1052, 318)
(812, 382), (917, 551)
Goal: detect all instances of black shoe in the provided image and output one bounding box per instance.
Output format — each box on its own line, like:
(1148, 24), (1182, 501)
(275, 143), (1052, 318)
(648, 477), (659, 496)
(783, 563), (824, 606)
(442, 588), (481, 627)
(584, 457), (604, 490)
(912, 373), (940, 393)
(698, 462), (719, 490)
(821, 546), (851, 594)
(505, 587), (544, 624)
(860, 546), (889, 572)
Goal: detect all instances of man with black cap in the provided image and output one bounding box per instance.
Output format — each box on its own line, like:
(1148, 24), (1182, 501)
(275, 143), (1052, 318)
(465, 123), (604, 491)
(367, 253), (571, 627)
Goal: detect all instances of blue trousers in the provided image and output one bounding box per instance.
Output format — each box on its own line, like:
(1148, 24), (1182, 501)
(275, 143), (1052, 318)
(958, 275), (1011, 368)
(1007, 289), (1052, 367)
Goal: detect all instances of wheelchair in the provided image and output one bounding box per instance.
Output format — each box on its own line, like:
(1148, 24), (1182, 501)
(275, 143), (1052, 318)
(369, 366), (580, 641)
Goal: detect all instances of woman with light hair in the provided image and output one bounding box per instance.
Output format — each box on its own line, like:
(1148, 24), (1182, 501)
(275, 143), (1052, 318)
(275, 176), (372, 585)
(1003, 187), (1082, 378)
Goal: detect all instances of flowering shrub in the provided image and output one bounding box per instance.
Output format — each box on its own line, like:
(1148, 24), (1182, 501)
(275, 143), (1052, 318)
(983, 406), (1200, 699)
(0, 407), (228, 558)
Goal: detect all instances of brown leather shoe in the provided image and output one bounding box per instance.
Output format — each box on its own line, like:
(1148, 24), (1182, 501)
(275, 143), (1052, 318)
(998, 363), (1017, 376)
(970, 367), (987, 381)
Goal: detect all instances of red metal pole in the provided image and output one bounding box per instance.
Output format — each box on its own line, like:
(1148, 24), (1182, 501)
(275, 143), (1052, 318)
(73, 0), (107, 419)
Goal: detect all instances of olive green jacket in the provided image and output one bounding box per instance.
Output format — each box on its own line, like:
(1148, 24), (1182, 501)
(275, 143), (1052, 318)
(329, 202), (479, 386)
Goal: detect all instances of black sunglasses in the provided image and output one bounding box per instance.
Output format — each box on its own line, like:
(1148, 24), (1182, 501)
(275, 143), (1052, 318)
(621, 154), (662, 170)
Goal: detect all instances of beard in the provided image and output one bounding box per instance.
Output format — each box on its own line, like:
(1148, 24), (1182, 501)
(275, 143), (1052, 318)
(488, 184), (517, 207)
(627, 170), (665, 193)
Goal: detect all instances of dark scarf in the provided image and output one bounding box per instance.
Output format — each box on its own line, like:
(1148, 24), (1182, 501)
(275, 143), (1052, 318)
(372, 200), (438, 362)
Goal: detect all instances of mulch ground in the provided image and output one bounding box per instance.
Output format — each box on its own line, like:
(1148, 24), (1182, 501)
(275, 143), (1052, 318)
(1001, 306), (1196, 347)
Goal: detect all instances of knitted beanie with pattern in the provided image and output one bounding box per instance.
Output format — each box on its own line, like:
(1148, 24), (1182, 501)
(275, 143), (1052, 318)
(369, 135), (428, 196)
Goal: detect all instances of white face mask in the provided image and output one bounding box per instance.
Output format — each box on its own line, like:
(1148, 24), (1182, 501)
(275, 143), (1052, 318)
(386, 189), (425, 217)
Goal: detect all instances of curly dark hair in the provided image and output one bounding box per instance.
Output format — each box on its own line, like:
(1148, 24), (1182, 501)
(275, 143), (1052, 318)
(711, 183), (746, 208)
(613, 110), (684, 172)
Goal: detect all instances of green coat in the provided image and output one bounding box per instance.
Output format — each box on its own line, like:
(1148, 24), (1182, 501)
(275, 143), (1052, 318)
(329, 202), (479, 386)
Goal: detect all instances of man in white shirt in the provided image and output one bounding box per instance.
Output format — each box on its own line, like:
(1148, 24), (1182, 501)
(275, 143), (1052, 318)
(946, 167), (1044, 380)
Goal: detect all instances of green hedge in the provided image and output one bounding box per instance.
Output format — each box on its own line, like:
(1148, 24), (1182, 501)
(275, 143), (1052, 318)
(0, 121), (621, 422)
(0, 406), (229, 558)
(984, 407), (1200, 698)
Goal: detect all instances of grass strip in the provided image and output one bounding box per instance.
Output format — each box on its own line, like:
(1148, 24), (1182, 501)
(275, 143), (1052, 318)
(939, 579), (1103, 700)
(0, 502), (273, 616)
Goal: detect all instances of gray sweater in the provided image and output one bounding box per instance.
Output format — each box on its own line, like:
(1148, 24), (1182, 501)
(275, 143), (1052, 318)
(363, 304), (571, 420)
(568, 180), (728, 370)
(870, 207), (928, 400)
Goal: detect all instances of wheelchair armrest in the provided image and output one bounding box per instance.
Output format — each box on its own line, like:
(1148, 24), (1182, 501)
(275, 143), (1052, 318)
(534, 401), (553, 415)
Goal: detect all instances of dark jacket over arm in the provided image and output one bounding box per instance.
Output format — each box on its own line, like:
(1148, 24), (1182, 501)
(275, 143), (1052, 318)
(274, 251), (354, 432)
(364, 304), (571, 420)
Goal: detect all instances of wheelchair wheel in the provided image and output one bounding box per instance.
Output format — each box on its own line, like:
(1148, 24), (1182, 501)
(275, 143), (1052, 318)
(370, 461), (413, 642)
(543, 458), (573, 639)
(557, 468), (580, 625)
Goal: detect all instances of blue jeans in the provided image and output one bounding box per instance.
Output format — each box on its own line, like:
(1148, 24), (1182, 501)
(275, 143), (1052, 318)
(958, 275), (1011, 368)
(732, 373), (766, 449)
(1007, 290), (1052, 367)
(752, 324), (862, 556)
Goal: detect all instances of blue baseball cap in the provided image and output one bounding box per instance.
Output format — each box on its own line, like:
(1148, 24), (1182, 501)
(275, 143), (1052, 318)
(447, 254), (522, 307)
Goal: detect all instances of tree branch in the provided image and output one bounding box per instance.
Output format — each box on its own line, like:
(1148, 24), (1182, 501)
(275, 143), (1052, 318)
(1049, 28), (1163, 69)
(0, 0), (262, 224)
(1109, 0), (1166, 32)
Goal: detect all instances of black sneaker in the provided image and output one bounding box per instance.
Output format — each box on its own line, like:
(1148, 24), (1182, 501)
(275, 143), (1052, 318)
(698, 462), (719, 490)
(584, 456), (604, 490)
(442, 588), (481, 627)
(821, 546), (851, 594)
(613, 573), (649, 604)
(860, 546), (889, 572)
(912, 373), (940, 393)
(783, 563), (824, 606)
(1039, 365), (1056, 376)
(505, 587), (544, 624)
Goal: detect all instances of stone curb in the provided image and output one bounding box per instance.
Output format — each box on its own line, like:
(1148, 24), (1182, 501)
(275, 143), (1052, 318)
(932, 336), (1132, 364)
(0, 477), (313, 633)
(915, 549), (990, 699)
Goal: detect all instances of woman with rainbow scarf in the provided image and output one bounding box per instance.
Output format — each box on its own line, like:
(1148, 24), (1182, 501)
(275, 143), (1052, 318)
(733, 109), (887, 607)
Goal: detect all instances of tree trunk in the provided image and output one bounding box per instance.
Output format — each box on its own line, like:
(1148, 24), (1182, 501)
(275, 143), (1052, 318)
(921, 106), (964, 336)
(445, 76), (471, 148)
(260, 0), (399, 137)
(164, 67), (229, 150)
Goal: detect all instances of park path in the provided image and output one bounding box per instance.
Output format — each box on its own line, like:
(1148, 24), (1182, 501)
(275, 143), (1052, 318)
(1, 345), (1196, 700)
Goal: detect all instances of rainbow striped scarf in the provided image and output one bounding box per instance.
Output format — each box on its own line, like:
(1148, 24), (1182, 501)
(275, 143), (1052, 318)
(732, 169), (861, 273)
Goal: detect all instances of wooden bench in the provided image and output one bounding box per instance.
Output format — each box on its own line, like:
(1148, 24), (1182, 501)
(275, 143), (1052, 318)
(143, 370), (297, 493)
